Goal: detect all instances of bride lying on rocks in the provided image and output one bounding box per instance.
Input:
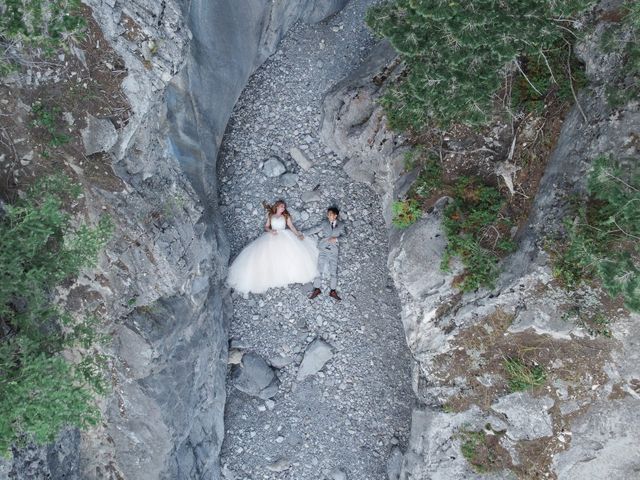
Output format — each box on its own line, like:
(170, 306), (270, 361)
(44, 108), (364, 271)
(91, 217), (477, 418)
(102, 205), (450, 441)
(226, 200), (319, 294)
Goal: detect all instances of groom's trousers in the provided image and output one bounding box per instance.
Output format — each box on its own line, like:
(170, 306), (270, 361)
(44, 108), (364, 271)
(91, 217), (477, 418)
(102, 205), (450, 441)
(314, 244), (338, 290)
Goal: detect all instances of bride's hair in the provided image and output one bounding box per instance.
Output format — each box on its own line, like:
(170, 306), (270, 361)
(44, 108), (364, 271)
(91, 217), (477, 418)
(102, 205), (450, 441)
(262, 199), (290, 219)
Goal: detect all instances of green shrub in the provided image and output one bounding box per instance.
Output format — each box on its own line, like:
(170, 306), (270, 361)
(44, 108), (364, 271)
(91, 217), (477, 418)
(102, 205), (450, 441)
(366, 0), (594, 130)
(441, 177), (513, 292)
(459, 427), (506, 473)
(392, 199), (421, 228)
(504, 358), (546, 392)
(31, 102), (71, 147)
(461, 430), (488, 472)
(0, 0), (85, 48)
(409, 154), (442, 199)
(0, 0), (86, 72)
(511, 41), (587, 113)
(553, 156), (640, 311)
(0, 175), (112, 454)
(605, 1), (640, 107)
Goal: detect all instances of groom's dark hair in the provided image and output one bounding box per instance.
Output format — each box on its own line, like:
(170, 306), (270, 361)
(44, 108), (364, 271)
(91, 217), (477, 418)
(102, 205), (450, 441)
(327, 206), (339, 216)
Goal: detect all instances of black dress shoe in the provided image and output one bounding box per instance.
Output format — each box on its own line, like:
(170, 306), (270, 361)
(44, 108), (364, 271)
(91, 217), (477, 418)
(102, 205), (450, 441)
(308, 288), (322, 299)
(329, 290), (341, 301)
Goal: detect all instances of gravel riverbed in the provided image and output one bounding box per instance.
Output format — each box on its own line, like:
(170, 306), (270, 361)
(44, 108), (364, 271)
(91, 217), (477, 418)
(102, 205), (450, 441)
(218, 2), (414, 479)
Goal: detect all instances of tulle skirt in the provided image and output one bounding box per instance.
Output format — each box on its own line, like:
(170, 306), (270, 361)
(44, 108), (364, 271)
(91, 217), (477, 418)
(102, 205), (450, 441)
(227, 230), (319, 294)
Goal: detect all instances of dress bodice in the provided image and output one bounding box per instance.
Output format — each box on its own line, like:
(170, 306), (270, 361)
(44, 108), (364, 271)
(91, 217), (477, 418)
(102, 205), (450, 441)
(270, 215), (286, 231)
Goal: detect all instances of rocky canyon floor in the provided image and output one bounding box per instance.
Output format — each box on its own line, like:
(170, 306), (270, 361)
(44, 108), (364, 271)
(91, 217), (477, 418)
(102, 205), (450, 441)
(217, 1), (414, 479)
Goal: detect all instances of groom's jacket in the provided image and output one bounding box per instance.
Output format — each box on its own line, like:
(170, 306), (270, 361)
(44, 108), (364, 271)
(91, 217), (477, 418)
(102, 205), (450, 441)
(304, 220), (345, 251)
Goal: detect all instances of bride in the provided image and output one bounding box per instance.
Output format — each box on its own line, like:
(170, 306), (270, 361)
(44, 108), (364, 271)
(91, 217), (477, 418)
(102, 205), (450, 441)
(227, 200), (319, 294)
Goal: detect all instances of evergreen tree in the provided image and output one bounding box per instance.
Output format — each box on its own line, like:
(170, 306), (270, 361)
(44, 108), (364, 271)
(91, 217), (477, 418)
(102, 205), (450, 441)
(0, 175), (112, 454)
(554, 157), (640, 312)
(366, 0), (594, 130)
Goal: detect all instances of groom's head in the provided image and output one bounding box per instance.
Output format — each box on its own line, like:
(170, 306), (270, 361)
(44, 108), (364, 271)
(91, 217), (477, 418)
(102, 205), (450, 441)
(326, 206), (339, 223)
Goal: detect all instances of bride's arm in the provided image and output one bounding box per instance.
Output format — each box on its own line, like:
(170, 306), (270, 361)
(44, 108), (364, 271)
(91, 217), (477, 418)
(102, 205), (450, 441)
(286, 216), (304, 239)
(264, 215), (276, 234)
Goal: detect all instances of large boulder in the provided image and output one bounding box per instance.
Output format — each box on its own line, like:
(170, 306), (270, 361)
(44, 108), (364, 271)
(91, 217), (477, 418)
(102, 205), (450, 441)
(297, 338), (334, 381)
(231, 352), (280, 399)
(81, 114), (118, 155)
(319, 40), (409, 225)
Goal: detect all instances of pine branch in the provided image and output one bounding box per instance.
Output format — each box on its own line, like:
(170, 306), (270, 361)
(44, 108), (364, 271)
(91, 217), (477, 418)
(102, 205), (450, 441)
(514, 58), (543, 96)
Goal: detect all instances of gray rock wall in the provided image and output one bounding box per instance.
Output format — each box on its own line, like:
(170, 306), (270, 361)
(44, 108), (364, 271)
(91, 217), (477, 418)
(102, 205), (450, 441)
(4, 1), (347, 479)
(320, 6), (640, 478)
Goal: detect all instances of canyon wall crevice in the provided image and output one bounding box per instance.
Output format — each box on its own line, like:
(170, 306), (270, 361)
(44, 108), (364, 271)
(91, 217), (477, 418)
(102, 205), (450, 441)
(4, 1), (347, 479)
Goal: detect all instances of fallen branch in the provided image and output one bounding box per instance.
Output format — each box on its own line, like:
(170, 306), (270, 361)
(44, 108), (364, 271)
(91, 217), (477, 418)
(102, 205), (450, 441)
(514, 58), (543, 96)
(565, 42), (588, 124)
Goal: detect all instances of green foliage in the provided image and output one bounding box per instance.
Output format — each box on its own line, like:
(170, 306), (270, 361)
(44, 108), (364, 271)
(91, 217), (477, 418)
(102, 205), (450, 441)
(459, 427), (505, 473)
(441, 177), (514, 292)
(605, 1), (640, 107)
(562, 306), (612, 337)
(504, 358), (546, 392)
(553, 156), (640, 311)
(366, 0), (594, 129)
(461, 430), (488, 472)
(0, 0), (85, 47)
(392, 198), (421, 228)
(0, 0), (86, 73)
(408, 154), (442, 199)
(511, 42), (587, 113)
(31, 102), (71, 147)
(0, 175), (112, 454)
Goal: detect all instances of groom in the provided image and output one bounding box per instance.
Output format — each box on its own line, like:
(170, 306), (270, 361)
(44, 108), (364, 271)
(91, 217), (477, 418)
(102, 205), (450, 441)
(306, 206), (345, 301)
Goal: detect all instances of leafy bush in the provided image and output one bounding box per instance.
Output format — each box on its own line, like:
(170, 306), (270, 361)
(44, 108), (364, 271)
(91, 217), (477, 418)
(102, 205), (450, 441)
(461, 430), (489, 473)
(366, 0), (594, 130)
(553, 156), (640, 311)
(392, 199), (421, 228)
(441, 178), (514, 292)
(0, 175), (112, 454)
(504, 358), (546, 392)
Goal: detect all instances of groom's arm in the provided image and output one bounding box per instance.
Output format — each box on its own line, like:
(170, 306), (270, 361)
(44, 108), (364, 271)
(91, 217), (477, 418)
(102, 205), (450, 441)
(303, 223), (322, 236)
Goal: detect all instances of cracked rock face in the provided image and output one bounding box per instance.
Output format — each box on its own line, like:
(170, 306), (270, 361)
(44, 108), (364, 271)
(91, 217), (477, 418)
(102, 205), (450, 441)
(320, 10), (640, 479)
(319, 40), (409, 225)
(491, 393), (554, 441)
(4, 0), (350, 479)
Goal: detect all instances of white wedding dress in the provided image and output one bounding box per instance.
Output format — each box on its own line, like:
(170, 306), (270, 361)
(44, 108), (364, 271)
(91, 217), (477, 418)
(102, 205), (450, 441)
(227, 215), (319, 294)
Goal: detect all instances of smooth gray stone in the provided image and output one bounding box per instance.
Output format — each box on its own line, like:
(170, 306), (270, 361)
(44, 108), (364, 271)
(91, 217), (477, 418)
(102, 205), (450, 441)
(81, 113), (117, 155)
(262, 156), (286, 177)
(297, 338), (333, 380)
(269, 355), (295, 369)
(232, 352), (280, 399)
(387, 446), (403, 480)
(267, 458), (291, 472)
(491, 392), (554, 441)
(290, 146), (313, 170)
(280, 172), (299, 187)
(301, 190), (322, 203)
(552, 398), (640, 479)
(329, 468), (347, 480)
